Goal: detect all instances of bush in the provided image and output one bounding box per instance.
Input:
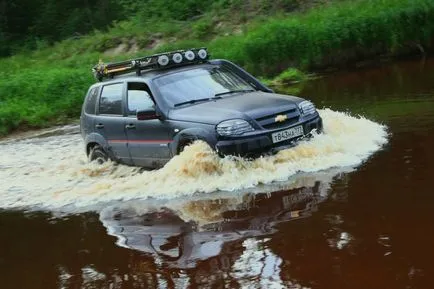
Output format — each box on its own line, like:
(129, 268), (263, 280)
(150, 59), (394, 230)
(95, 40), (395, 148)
(273, 68), (307, 85)
(2, 0), (434, 135)
(192, 18), (215, 39)
(238, 0), (434, 75)
(0, 68), (93, 134)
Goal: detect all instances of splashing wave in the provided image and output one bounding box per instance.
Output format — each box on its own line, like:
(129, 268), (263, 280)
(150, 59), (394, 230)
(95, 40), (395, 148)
(0, 109), (388, 211)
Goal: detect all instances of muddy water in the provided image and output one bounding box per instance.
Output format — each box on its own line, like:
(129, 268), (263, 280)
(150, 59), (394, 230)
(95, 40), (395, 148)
(1, 58), (433, 289)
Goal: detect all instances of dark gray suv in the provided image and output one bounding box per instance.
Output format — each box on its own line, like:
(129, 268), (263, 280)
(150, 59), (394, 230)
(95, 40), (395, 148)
(80, 48), (322, 168)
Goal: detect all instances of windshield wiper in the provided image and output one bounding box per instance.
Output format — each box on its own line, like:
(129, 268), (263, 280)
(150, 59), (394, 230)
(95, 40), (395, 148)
(174, 96), (222, 107)
(215, 89), (255, 97)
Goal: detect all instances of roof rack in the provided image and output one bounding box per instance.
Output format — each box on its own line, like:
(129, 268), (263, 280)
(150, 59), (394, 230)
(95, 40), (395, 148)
(92, 47), (209, 81)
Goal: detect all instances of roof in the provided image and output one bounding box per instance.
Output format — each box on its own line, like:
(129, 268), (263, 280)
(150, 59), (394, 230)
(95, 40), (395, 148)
(91, 62), (215, 87)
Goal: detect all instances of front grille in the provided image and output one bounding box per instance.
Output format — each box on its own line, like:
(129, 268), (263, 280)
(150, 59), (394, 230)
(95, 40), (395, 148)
(255, 108), (300, 130)
(262, 116), (299, 129)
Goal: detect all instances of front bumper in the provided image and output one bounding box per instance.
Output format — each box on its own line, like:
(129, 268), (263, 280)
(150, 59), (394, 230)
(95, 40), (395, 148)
(216, 115), (322, 157)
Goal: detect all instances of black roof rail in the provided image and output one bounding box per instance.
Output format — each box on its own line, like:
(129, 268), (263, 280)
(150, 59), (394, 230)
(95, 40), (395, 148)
(92, 47), (209, 81)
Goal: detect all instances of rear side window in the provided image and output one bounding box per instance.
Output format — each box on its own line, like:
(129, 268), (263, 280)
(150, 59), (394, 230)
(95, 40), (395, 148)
(99, 83), (123, 115)
(84, 87), (98, 114)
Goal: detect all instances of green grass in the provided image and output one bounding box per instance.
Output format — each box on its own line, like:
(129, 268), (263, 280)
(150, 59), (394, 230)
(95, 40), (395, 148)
(1, 0), (434, 135)
(0, 68), (92, 135)
(236, 0), (434, 75)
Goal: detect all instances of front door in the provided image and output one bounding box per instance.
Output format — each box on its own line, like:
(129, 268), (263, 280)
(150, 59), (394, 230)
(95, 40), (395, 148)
(124, 82), (172, 168)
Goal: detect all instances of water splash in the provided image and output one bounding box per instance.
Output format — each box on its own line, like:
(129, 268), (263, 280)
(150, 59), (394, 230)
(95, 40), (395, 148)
(0, 109), (388, 211)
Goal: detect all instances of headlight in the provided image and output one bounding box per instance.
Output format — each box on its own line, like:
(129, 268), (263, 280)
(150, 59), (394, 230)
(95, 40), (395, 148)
(216, 119), (254, 136)
(298, 101), (316, 115)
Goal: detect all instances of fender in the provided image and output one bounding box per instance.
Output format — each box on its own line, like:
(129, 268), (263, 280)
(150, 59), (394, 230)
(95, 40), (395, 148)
(84, 132), (113, 157)
(170, 127), (218, 156)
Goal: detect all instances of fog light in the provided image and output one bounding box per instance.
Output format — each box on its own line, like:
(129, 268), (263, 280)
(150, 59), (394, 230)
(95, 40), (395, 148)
(184, 50), (195, 61)
(198, 49), (207, 60)
(157, 55), (169, 66)
(172, 53), (183, 64)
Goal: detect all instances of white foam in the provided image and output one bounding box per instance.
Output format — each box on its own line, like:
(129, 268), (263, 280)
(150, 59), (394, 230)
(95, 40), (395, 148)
(0, 109), (388, 212)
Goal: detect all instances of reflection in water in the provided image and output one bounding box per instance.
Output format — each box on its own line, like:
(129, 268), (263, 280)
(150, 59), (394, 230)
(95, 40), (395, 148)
(231, 238), (285, 288)
(97, 167), (351, 287)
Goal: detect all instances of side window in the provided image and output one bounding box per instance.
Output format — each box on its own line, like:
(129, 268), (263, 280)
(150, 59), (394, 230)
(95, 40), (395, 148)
(99, 83), (123, 115)
(127, 82), (154, 114)
(84, 87), (98, 114)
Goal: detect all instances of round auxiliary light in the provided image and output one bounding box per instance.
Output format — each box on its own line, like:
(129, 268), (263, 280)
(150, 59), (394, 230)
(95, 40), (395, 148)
(197, 49), (207, 60)
(157, 55), (169, 66)
(172, 53), (183, 64)
(184, 50), (195, 61)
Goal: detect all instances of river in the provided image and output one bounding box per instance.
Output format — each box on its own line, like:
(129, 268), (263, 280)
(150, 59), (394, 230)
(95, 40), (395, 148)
(0, 57), (433, 289)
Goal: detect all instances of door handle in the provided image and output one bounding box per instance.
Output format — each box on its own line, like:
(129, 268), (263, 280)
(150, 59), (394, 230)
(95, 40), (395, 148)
(125, 124), (136, 129)
(95, 123), (104, 129)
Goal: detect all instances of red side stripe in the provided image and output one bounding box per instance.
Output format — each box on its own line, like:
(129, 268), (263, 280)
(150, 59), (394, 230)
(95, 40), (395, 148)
(109, 140), (173, 144)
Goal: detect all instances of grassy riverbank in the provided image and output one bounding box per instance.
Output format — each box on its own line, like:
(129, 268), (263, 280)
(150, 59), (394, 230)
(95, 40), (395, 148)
(1, 0), (434, 135)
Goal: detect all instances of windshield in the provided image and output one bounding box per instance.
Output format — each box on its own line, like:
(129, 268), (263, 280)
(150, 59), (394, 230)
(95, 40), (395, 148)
(154, 66), (254, 107)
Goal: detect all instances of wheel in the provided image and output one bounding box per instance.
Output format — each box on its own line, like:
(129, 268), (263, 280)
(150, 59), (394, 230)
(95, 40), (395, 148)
(89, 145), (108, 164)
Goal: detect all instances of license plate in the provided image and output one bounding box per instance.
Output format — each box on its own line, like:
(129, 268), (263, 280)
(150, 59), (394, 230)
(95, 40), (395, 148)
(271, 125), (304, 143)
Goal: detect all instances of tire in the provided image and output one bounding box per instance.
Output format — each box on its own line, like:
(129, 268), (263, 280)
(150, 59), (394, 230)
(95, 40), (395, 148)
(89, 145), (108, 164)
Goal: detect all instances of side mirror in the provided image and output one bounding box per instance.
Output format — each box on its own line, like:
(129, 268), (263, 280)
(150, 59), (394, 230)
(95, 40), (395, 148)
(136, 109), (159, 120)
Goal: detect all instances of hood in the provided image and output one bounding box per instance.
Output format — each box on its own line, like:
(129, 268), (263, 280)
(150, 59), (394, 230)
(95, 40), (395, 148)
(168, 91), (303, 124)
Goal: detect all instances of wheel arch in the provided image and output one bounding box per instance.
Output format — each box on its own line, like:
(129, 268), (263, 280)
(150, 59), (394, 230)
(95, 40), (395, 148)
(84, 133), (109, 156)
(170, 127), (218, 155)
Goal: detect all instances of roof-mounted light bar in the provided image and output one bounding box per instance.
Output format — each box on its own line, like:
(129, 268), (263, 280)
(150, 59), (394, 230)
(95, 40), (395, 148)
(92, 47), (209, 81)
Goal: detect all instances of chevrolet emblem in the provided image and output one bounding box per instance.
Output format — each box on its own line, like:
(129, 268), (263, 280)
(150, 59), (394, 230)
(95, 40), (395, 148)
(275, 114), (288, 123)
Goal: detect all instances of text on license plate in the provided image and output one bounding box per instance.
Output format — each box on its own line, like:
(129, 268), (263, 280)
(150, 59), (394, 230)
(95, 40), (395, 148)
(271, 125), (304, 143)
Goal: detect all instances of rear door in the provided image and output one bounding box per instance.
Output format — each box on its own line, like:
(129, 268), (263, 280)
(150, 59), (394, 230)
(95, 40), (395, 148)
(94, 82), (132, 165)
(125, 81), (172, 168)
(80, 86), (99, 138)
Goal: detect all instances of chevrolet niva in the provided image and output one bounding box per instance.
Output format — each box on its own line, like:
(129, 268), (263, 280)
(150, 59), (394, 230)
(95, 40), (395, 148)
(80, 48), (322, 168)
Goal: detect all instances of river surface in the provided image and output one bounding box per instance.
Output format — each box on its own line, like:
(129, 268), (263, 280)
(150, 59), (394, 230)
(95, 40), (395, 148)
(0, 58), (433, 289)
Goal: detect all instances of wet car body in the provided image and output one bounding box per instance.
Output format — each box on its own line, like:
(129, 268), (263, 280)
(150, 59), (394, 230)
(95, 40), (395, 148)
(80, 51), (322, 168)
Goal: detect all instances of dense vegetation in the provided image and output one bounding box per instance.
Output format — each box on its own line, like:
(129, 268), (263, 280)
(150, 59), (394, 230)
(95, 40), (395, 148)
(0, 0), (124, 57)
(1, 0), (434, 135)
(0, 0), (309, 57)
